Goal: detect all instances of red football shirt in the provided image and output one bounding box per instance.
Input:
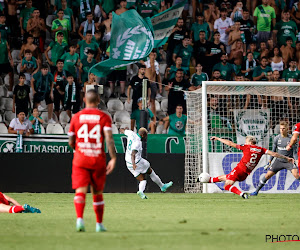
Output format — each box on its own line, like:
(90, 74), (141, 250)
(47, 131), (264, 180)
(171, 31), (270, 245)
(293, 123), (300, 145)
(68, 108), (112, 169)
(236, 144), (268, 174)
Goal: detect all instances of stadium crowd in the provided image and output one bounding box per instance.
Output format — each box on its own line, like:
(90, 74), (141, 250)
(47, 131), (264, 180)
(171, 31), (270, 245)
(0, 0), (299, 136)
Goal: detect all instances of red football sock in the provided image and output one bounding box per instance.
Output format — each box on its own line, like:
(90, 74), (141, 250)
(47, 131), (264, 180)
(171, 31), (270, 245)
(224, 185), (242, 196)
(74, 193), (86, 219)
(209, 177), (220, 183)
(9, 206), (25, 213)
(93, 194), (104, 223)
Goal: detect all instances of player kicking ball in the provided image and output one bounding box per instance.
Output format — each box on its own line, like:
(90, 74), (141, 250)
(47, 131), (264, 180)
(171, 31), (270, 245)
(197, 136), (294, 199)
(251, 121), (299, 196)
(0, 192), (41, 213)
(125, 128), (173, 199)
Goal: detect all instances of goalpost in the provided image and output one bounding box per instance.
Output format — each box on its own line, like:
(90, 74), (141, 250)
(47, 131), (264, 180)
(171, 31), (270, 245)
(185, 81), (300, 193)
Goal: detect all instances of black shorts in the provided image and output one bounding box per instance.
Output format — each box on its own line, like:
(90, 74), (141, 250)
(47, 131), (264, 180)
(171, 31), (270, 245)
(64, 100), (80, 113)
(150, 82), (157, 100)
(0, 63), (13, 75)
(107, 69), (127, 82)
(53, 90), (65, 112)
(269, 159), (297, 174)
(33, 92), (53, 105)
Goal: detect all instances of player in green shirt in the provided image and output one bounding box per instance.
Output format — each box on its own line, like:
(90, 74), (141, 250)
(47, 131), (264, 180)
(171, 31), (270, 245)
(51, 9), (70, 44)
(274, 10), (298, 47)
(77, 31), (100, 61)
(137, 0), (159, 18)
(191, 12), (210, 42)
(282, 58), (300, 82)
(60, 44), (80, 78)
(130, 98), (156, 134)
(212, 53), (235, 81)
(191, 63), (208, 88)
(173, 36), (194, 68)
(163, 104), (187, 136)
(252, 57), (273, 81)
(19, 0), (36, 35)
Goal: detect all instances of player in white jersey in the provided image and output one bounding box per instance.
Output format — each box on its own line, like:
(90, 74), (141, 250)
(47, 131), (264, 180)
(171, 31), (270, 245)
(125, 127), (173, 199)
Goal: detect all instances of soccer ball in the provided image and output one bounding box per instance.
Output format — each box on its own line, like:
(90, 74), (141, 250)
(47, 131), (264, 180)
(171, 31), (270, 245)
(197, 173), (210, 183)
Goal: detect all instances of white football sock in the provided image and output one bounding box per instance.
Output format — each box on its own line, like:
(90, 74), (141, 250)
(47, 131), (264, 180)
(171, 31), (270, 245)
(139, 180), (147, 192)
(149, 170), (163, 188)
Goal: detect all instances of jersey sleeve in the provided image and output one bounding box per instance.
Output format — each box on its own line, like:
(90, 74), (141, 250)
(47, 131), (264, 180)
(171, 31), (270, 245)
(124, 129), (133, 137)
(293, 123), (300, 133)
(102, 114), (112, 131)
(236, 144), (246, 151)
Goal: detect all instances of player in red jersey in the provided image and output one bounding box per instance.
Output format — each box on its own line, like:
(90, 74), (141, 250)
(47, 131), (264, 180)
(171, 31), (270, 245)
(0, 192), (41, 213)
(68, 89), (117, 232)
(286, 122), (300, 172)
(197, 136), (294, 199)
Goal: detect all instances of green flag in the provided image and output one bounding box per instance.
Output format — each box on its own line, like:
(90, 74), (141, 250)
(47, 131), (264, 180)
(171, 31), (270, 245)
(151, 0), (187, 48)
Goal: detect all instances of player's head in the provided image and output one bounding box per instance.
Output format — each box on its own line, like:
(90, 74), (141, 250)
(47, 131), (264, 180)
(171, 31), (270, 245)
(84, 89), (100, 108)
(279, 121), (288, 136)
(245, 136), (256, 145)
(138, 127), (148, 140)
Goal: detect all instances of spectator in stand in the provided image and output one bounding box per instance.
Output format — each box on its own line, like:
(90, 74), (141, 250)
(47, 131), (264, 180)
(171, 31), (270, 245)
(8, 110), (33, 135)
(173, 36), (194, 69)
(77, 31), (100, 62)
(130, 98), (156, 134)
(79, 49), (97, 87)
(252, 57), (273, 81)
(247, 42), (260, 61)
(211, 69), (222, 81)
(259, 41), (269, 59)
(228, 22), (245, 51)
(214, 8), (234, 53)
(212, 53), (235, 81)
(239, 8), (254, 47)
(296, 41), (300, 67)
(241, 52), (257, 80)
(166, 18), (187, 66)
(64, 74), (80, 120)
(281, 37), (295, 66)
(79, 12), (97, 40)
(97, 0), (116, 20)
(58, 0), (76, 34)
(60, 43), (80, 79)
(52, 9), (70, 45)
(162, 104), (187, 135)
(137, 0), (159, 18)
(229, 39), (244, 75)
(31, 64), (55, 123)
(19, 34), (40, 63)
(291, 1), (300, 30)
(253, 0), (276, 44)
(231, 1), (243, 22)
(165, 69), (195, 115)
(26, 9), (46, 53)
(83, 72), (97, 93)
(19, 0), (35, 37)
(20, 49), (38, 85)
(282, 58), (300, 82)
(190, 12), (211, 42)
(13, 73), (31, 115)
(269, 47), (284, 73)
(127, 64), (150, 112)
(0, 14), (11, 41)
(207, 95), (230, 130)
(190, 63), (209, 88)
(53, 59), (67, 120)
(165, 56), (188, 80)
(274, 9), (298, 48)
(29, 108), (44, 134)
(6, 1), (19, 38)
(97, 11), (112, 42)
(44, 32), (68, 73)
(0, 31), (14, 93)
(204, 1), (220, 29)
(115, 0), (128, 15)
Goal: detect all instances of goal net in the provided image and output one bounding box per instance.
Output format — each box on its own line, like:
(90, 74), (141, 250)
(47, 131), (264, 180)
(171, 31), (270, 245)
(184, 81), (300, 193)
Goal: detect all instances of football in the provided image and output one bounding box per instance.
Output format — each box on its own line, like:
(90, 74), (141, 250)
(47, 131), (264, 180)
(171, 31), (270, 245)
(198, 173), (210, 183)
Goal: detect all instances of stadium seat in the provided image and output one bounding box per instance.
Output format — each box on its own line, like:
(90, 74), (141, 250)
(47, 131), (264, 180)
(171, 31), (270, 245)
(59, 111), (70, 125)
(0, 114), (2, 123)
(124, 99), (132, 113)
(149, 100), (161, 112)
(156, 123), (164, 134)
(98, 100), (107, 111)
(11, 50), (21, 65)
(4, 74), (19, 88)
(103, 86), (112, 98)
(0, 77), (3, 85)
(40, 125), (45, 134)
(41, 112), (58, 123)
(0, 85), (7, 97)
(156, 111), (167, 120)
(4, 98), (13, 111)
(113, 110), (131, 125)
(64, 123), (70, 134)
(46, 123), (64, 134)
(111, 123), (119, 134)
(107, 99), (124, 114)
(0, 123), (8, 133)
(4, 111), (15, 125)
(161, 99), (168, 112)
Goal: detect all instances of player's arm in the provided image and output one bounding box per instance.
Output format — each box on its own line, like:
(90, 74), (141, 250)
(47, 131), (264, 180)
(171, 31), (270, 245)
(267, 150), (294, 164)
(210, 136), (238, 149)
(3, 194), (21, 206)
(131, 150), (138, 170)
(287, 132), (299, 150)
(104, 129), (117, 175)
(69, 135), (76, 149)
(269, 136), (278, 163)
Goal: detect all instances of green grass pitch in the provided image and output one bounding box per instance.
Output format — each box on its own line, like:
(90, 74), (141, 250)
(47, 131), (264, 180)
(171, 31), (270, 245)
(1, 193), (300, 250)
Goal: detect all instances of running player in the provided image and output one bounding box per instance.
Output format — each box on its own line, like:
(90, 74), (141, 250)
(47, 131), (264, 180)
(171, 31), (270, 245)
(197, 136), (294, 199)
(125, 128), (173, 199)
(286, 122), (300, 173)
(68, 89), (117, 232)
(0, 192), (41, 213)
(251, 121), (299, 196)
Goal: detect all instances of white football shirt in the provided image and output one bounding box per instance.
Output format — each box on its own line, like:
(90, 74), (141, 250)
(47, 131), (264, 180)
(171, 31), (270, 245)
(125, 130), (143, 164)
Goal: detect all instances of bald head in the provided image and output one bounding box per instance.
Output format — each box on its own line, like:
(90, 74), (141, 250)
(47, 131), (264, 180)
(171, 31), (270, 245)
(246, 136), (256, 145)
(85, 89), (100, 107)
(138, 127), (148, 140)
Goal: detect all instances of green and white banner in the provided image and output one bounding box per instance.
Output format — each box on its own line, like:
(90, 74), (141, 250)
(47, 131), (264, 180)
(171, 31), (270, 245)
(234, 109), (270, 148)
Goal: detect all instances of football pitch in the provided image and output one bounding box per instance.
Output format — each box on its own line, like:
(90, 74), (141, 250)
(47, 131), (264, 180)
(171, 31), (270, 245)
(1, 193), (299, 250)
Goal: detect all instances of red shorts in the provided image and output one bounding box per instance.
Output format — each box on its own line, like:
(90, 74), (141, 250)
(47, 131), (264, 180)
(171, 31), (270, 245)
(0, 192), (9, 205)
(226, 167), (248, 182)
(72, 166), (106, 191)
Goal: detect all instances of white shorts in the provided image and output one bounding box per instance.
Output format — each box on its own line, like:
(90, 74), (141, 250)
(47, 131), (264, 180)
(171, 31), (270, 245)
(126, 158), (150, 177)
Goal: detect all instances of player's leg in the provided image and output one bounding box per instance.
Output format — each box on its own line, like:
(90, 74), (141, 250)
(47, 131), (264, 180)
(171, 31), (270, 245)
(251, 171), (275, 196)
(224, 168), (249, 198)
(91, 187), (106, 232)
(208, 175), (227, 183)
(146, 167), (173, 192)
(0, 204), (24, 213)
(291, 169), (300, 180)
(136, 174), (148, 199)
(224, 179), (247, 198)
(74, 186), (88, 232)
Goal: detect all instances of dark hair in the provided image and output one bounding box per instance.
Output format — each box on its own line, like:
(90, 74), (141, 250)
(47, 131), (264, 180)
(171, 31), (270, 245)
(56, 59), (64, 64)
(27, 34), (33, 39)
(214, 31), (220, 35)
(242, 7), (249, 12)
(86, 11), (93, 16)
(86, 30), (93, 35)
(270, 47), (282, 57)
(87, 49), (95, 55)
(137, 63), (146, 69)
(57, 32), (64, 36)
(19, 73), (26, 78)
(286, 36), (293, 41)
(289, 58), (297, 63)
(176, 104), (183, 108)
(220, 8), (227, 12)
(57, 9), (64, 13)
(176, 69), (184, 73)
(24, 49), (32, 54)
(196, 12), (203, 17)
(260, 56), (268, 61)
(41, 64), (49, 69)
